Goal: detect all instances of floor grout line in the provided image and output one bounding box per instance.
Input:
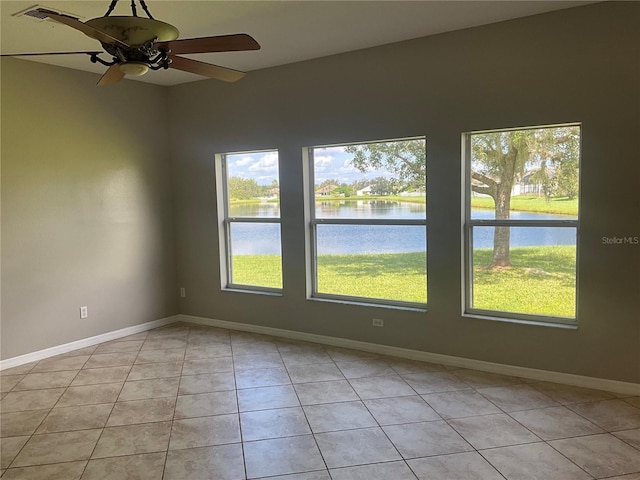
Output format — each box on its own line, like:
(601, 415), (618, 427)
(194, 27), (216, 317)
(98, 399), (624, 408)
(1, 323), (639, 479)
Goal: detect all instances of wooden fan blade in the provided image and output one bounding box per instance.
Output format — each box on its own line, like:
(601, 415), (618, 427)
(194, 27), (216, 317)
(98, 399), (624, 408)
(97, 64), (125, 86)
(158, 34), (260, 55)
(169, 55), (245, 82)
(37, 9), (130, 49)
(1, 51), (102, 57)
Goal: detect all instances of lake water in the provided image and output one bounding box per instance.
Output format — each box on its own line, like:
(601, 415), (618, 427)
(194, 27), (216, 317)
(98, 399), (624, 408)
(229, 201), (576, 255)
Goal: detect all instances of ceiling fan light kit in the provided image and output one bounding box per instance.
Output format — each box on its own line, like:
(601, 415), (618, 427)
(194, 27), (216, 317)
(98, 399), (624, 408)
(119, 62), (149, 76)
(3, 0), (260, 86)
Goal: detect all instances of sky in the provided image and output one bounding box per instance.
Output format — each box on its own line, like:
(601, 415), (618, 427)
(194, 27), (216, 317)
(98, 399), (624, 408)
(226, 145), (394, 186)
(227, 150), (279, 186)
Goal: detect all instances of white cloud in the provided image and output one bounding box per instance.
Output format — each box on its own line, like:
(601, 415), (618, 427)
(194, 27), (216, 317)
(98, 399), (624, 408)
(337, 161), (360, 174)
(248, 152), (279, 173)
(314, 155), (334, 173)
(256, 174), (278, 182)
(227, 151), (279, 184)
(231, 156), (254, 167)
(316, 146), (347, 155)
(311, 145), (397, 184)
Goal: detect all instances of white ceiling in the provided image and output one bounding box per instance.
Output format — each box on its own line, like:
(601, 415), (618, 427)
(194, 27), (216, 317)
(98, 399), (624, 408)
(1, 0), (594, 86)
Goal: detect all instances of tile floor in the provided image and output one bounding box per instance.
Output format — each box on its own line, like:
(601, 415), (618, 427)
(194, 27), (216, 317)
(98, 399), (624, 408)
(1, 322), (639, 479)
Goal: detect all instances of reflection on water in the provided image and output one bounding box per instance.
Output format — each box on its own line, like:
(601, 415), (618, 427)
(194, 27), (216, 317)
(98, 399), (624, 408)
(230, 199), (427, 218)
(314, 200), (426, 219)
(229, 200), (576, 255)
(231, 202), (280, 218)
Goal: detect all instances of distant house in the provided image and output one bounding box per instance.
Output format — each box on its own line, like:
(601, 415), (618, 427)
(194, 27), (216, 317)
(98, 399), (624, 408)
(356, 186), (372, 196)
(471, 168), (555, 197)
(514, 167), (557, 196)
(316, 184), (338, 196)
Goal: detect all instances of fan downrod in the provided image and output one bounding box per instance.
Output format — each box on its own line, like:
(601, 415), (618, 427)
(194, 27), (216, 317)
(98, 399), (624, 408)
(104, 0), (155, 19)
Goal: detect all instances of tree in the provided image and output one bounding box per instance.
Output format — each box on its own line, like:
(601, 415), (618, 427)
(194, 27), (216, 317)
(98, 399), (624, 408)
(316, 179), (341, 190)
(228, 176), (264, 200)
(554, 137), (579, 199)
(368, 176), (402, 195)
(471, 126), (580, 267)
(333, 184), (354, 197)
(471, 131), (531, 267)
(341, 131), (578, 268)
(350, 179), (371, 192)
(345, 139), (426, 191)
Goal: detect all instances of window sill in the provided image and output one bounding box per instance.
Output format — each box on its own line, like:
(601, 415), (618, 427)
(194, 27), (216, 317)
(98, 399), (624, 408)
(309, 295), (427, 313)
(222, 287), (283, 297)
(463, 312), (577, 329)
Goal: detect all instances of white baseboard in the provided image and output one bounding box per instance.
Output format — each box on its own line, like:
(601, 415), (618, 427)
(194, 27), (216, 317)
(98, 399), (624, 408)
(0, 315), (178, 371)
(180, 314), (640, 396)
(3, 313), (638, 396)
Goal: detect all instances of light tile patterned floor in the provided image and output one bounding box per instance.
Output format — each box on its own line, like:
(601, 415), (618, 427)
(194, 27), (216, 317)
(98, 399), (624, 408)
(1, 322), (639, 479)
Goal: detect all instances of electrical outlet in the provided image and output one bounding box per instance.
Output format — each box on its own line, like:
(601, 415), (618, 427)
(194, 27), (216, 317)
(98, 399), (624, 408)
(180, 287), (186, 298)
(80, 306), (88, 319)
(372, 318), (384, 327)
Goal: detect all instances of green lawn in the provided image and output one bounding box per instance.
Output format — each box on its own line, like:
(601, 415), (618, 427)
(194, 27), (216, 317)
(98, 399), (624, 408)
(231, 194), (578, 216)
(232, 254), (283, 289)
(232, 245), (576, 317)
(232, 251), (426, 302)
(317, 252), (427, 303)
(471, 195), (578, 216)
(472, 245), (576, 318)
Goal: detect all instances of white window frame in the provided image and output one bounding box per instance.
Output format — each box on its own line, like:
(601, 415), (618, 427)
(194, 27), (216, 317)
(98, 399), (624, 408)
(305, 137), (428, 309)
(215, 150), (283, 294)
(462, 124), (581, 326)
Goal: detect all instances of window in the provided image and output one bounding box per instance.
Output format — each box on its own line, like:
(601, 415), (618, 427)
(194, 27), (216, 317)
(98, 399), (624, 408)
(306, 137), (427, 307)
(463, 124), (581, 324)
(216, 150), (282, 291)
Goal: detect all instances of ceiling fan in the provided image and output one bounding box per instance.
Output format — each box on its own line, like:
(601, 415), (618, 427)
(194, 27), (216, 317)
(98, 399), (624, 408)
(2, 0), (260, 86)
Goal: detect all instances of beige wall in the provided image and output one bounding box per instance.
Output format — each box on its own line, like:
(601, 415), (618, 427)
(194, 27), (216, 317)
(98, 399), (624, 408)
(168, 2), (639, 383)
(1, 58), (178, 359)
(1, 3), (637, 383)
